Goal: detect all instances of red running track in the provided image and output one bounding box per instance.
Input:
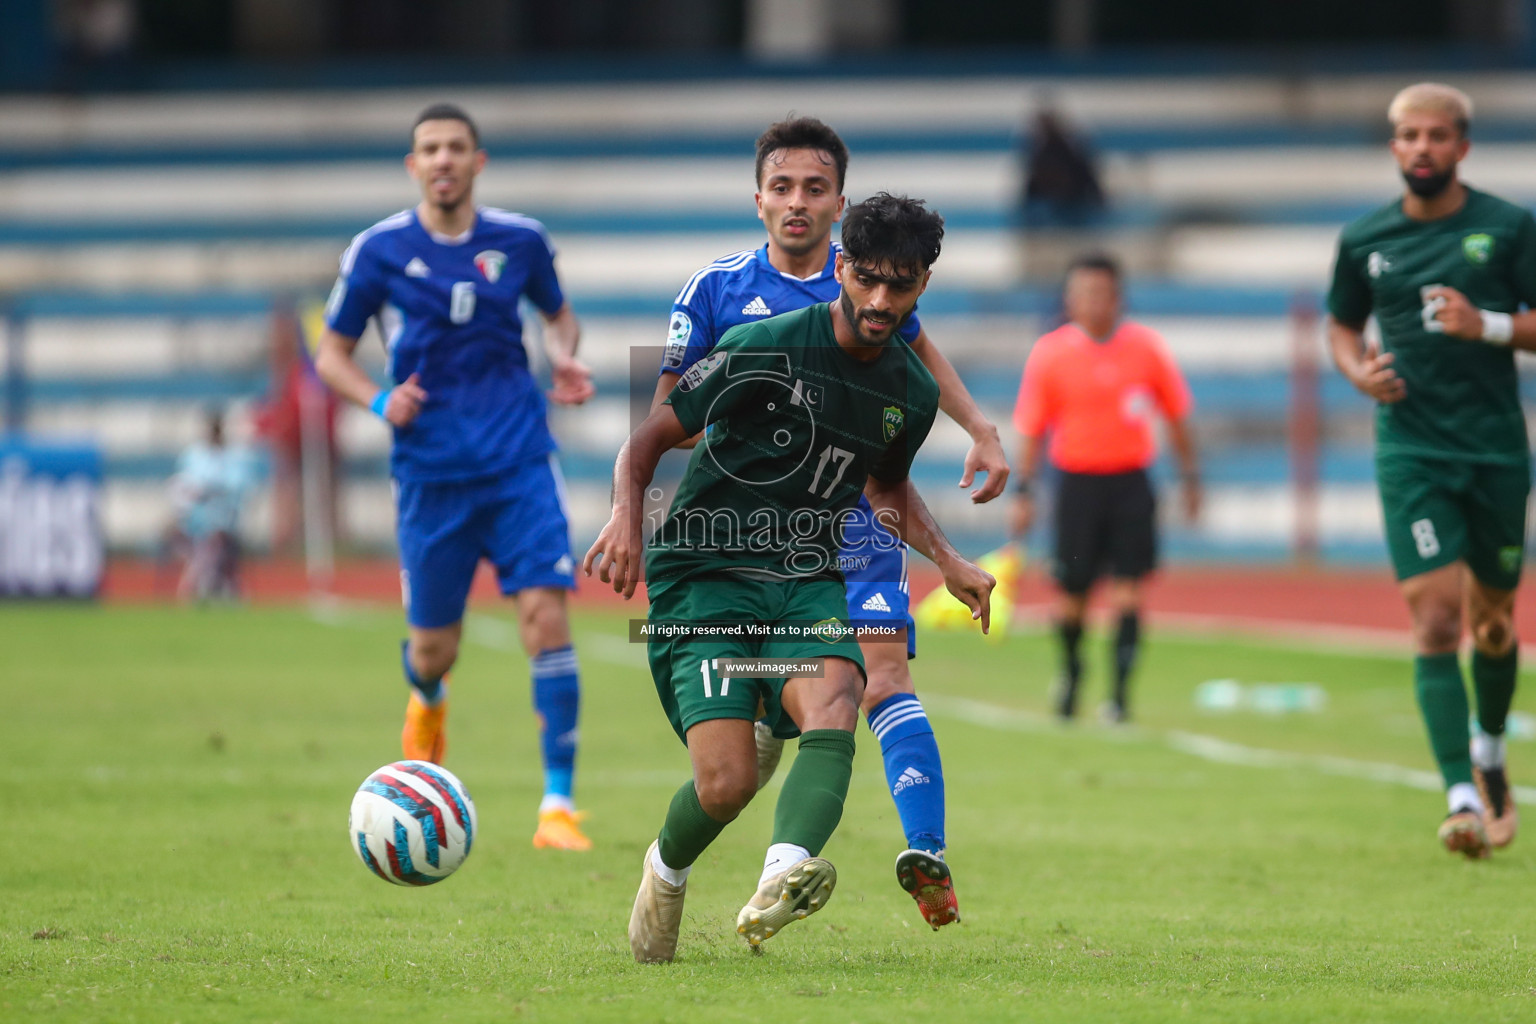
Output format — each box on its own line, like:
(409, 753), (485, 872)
(99, 557), (1536, 641)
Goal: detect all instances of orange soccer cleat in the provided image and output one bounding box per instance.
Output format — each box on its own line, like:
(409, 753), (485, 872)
(401, 691), (448, 764)
(533, 807), (593, 851)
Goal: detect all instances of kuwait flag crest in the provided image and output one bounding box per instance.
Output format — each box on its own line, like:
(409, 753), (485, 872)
(474, 250), (507, 283)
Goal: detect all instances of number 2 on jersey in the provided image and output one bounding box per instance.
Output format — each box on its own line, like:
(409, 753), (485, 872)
(808, 445), (854, 498)
(450, 281), (476, 324)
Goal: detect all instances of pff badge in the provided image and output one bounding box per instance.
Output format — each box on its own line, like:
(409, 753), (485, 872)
(664, 311), (693, 368)
(882, 405), (905, 443)
(1462, 233), (1494, 266)
(677, 350), (727, 392)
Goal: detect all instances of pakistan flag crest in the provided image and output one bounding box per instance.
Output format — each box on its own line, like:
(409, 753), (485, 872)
(1463, 233), (1494, 265)
(882, 405), (904, 442)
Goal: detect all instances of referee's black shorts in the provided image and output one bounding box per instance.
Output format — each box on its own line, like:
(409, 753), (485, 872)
(1051, 467), (1157, 594)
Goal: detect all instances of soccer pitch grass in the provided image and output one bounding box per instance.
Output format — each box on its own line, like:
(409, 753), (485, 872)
(6, 601), (1536, 1023)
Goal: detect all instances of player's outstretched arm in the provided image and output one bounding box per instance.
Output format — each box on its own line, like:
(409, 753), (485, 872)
(865, 474), (995, 633)
(314, 327), (427, 427)
(1327, 317), (1406, 404)
(582, 405), (690, 598)
(907, 328), (1010, 503)
(541, 303), (594, 405)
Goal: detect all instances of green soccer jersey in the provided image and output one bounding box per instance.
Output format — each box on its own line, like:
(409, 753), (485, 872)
(1328, 186), (1536, 464)
(647, 302), (940, 585)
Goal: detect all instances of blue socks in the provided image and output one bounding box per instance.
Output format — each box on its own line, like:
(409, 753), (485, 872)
(531, 645), (581, 806)
(400, 640), (445, 705)
(866, 693), (945, 855)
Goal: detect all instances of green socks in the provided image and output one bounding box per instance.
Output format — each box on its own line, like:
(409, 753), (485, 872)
(1414, 653), (1473, 789)
(657, 780), (730, 870)
(772, 729), (856, 855)
(1473, 646), (1519, 738)
(656, 728), (857, 868)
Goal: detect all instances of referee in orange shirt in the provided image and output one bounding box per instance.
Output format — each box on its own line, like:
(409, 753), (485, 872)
(1008, 254), (1201, 722)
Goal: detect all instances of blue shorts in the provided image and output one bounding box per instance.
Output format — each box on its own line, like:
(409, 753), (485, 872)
(395, 454), (575, 629)
(839, 495), (917, 659)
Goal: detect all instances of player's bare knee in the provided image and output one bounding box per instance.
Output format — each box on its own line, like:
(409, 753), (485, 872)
(802, 689), (860, 732)
(694, 768), (754, 820)
(1413, 606), (1462, 654)
(1474, 614), (1514, 655)
(410, 633), (459, 679)
(517, 593), (571, 653)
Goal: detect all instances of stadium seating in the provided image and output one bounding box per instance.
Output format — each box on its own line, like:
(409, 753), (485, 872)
(7, 72), (1536, 561)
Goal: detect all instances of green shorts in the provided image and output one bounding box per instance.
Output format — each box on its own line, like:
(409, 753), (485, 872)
(1376, 451), (1529, 589)
(645, 576), (865, 744)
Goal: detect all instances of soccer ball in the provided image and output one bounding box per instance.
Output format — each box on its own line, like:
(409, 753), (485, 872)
(348, 760), (477, 886)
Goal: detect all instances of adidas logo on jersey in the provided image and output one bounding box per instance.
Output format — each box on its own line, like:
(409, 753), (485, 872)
(741, 296), (773, 316)
(892, 766), (930, 796)
(861, 592), (892, 612)
(405, 258), (431, 278)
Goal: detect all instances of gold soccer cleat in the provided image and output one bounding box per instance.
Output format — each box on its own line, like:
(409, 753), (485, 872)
(629, 840), (687, 963)
(735, 858), (836, 949)
(1474, 765), (1518, 848)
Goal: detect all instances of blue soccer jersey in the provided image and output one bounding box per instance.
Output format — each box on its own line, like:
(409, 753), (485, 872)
(661, 241), (921, 376)
(326, 206), (566, 483)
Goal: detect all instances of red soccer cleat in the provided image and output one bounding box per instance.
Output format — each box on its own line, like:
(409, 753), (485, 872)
(896, 849), (960, 929)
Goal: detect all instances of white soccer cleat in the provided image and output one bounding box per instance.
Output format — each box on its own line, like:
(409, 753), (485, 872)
(1438, 809), (1491, 860)
(629, 841), (687, 963)
(735, 857), (836, 949)
(754, 720), (785, 791)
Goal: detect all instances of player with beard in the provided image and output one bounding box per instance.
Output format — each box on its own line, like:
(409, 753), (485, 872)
(596, 193), (995, 962)
(316, 103), (596, 851)
(1328, 83), (1536, 859)
(651, 117), (1009, 929)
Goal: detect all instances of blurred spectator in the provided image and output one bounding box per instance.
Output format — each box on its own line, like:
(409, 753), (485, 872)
(1019, 104), (1106, 229)
(55, 0), (137, 89)
(164, 408), (257, 602)
(254, 302), (342, 557)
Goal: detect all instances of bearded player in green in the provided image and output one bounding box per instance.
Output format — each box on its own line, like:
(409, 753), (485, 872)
(1328, 83), (1536, 859)
(584, 194), (994, 961)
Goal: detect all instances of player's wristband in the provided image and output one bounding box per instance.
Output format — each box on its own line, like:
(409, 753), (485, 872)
(370, 388), (392, 419)
(1480, 310), (1514, 345)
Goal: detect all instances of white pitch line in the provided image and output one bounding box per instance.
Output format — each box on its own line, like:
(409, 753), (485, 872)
(922, 693), (1536, 803)
(305, 600), (1534, 799)
(1008, 601), (1536, 663)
